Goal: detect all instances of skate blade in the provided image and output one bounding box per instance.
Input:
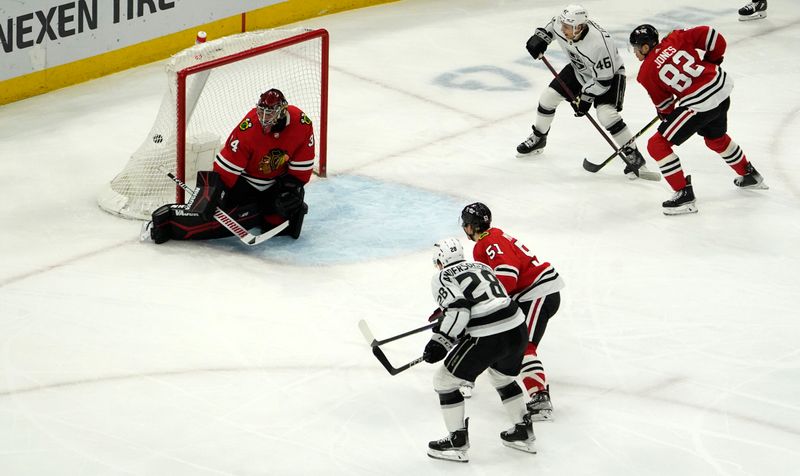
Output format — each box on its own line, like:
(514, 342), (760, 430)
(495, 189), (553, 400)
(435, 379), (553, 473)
(739, 12), (766, 21)
(516, 149), (545, 158)
(529, 409), (553, 422)
(636, 170), (662, 182)
(663, 203), (698, 216)
(502, 439), (537, 454)
(738, 182), (769, 190)
(427, 449), (469, 462)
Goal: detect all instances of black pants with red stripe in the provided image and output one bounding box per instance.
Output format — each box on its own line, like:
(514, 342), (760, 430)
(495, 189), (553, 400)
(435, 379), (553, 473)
(518, 292), (561, 347)
(658, 97), (730, 145)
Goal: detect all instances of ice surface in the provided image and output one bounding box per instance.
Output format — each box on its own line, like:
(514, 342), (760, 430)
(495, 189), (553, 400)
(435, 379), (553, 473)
(1, 0), (799, 474)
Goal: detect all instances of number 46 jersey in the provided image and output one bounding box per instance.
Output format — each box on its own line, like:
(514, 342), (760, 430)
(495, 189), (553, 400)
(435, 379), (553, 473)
(432, 261), (525, 339)
(636, 26), (733, 114)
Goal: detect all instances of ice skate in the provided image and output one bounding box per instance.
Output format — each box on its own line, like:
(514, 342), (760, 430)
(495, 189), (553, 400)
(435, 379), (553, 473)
(516, 127), (547, 156)
(621, 145), (646, 179)
(662, 175), (698, 216)
(526, 387), (553, 422)
(139, 220), (153, 242)
(427, 418), (469, 463)
(734, 163), (768, 190)
(739, 1), (767, 21)
(500, 414), (537, 454)
(620, 146), (661, 182)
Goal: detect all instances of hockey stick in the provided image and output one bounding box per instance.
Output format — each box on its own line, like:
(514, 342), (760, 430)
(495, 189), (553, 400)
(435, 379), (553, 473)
(582, 116), (660, 172)
(358, 319), (437, 348)
(162, 170), (289, 246)
(371, 347), (425, 376)
(540, 56), (661, 181)
(358, 319), (428, 375)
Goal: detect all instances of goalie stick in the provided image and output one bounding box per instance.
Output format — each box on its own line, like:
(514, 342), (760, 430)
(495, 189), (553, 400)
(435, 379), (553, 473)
(162, 170), (289, 246)
(358, 319), (426, 375)
(540, 56), (661, 182)
(582, 116), (660, 173)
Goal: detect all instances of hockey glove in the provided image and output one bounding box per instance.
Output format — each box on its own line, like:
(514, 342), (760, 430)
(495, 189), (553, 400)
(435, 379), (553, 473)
(525, 28), (552, 60)
(573, 93), (593, 117)
(274, 175), (305, 218)
(423, 333), (454, 364)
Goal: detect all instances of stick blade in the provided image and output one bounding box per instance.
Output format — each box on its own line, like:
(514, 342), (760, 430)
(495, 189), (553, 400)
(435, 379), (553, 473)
(582, 157), (605, 173)
(358, 319), (377, 346)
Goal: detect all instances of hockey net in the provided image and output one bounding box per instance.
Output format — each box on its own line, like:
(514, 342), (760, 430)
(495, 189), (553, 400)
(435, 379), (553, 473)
(98, 28), (329, 220)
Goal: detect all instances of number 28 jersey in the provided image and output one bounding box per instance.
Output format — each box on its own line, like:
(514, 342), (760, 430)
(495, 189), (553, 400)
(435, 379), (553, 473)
(636, 26), (733, 114)
(431, 260), (524, 339)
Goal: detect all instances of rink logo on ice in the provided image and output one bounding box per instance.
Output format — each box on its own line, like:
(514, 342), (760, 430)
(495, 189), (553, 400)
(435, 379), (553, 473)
(435, 66), (530, 91)
(213, 175), (464, 265)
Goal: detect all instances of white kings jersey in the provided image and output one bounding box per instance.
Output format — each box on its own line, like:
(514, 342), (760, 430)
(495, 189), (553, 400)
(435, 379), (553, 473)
(431, 261), (525, 339)
(543, 18), (624, 97)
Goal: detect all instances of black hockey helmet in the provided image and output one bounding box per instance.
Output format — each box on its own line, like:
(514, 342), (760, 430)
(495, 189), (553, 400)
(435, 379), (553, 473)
(256, 88), (288, 131)
(461, 202), (492, 232)
(629, 24), (659, 49)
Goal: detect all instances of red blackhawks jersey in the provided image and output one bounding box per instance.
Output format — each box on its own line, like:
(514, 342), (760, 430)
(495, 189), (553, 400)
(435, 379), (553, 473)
(214, 105), (315, 190)
(471, 228), (565, 302)
(636, 26), (733, 114)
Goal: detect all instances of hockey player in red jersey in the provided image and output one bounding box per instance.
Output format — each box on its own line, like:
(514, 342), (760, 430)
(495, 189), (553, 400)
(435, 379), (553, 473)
(149, 88), (315, 243)
(630, 24), (767, 215)
(460, 203), (565, 421)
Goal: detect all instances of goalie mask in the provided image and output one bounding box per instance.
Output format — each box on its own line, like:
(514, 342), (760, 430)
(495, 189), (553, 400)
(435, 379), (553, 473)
(256, 88), (288, 132)
(432, 238), (465, 268)
(461, 202), (492, 233)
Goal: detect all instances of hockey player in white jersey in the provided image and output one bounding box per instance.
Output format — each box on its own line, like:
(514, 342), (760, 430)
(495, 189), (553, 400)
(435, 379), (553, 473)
(424, 238), (536, 462)
(518, 4), (651, 179)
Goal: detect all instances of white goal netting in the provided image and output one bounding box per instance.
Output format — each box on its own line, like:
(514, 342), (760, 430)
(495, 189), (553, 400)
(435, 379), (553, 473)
(98, 28), (327, 220)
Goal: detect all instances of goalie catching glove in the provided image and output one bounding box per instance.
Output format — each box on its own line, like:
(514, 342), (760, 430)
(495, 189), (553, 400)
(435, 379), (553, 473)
(274, 175), (305, 218)
(423, 332), (455, 363)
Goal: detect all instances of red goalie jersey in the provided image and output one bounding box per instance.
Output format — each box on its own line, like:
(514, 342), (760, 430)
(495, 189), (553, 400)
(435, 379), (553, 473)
(471, 228), (564, 302)
(636, 26), (733, 114)
(214, 105), (315, 190)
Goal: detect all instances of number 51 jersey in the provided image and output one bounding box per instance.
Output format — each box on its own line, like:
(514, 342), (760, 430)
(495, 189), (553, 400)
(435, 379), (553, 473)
(432, 261), (525, 339)
(636, 26), (733, 114)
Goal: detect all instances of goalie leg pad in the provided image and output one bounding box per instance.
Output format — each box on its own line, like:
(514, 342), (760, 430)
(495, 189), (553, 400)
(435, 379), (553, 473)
(150, 202), (261, 243)
(187, 171), (226, 220)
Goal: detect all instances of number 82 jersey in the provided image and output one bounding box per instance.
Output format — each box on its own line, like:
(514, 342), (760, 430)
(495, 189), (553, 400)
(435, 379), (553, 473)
(636, 26), (733, 114)
(432, 261), (525, 339)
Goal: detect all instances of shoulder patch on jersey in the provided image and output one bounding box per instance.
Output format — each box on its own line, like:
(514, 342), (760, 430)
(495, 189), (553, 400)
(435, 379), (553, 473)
(258, 148), (290, 174)
(300, 113), (313, 125)
(239, 118), (253, 131)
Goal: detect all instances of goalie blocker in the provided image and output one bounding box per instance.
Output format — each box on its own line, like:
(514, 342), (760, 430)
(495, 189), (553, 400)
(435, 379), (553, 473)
(150, 170), (308, 244)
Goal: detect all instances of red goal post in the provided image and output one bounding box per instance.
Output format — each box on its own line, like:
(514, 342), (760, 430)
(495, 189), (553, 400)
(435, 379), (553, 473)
(98, 28), (329, 220)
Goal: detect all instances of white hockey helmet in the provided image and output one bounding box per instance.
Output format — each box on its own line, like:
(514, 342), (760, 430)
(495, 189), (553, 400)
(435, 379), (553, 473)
(559, 4), (588, 28)
(433, 238), (465, 268)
